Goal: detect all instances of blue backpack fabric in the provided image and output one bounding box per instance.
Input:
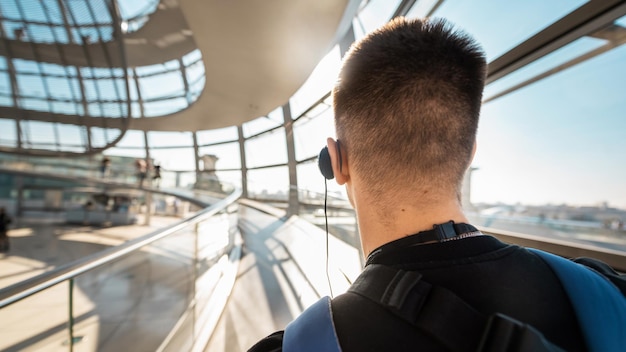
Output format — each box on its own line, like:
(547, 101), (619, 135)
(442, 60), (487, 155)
(282, 249), (626, 352)
(283, 296), (342, 352)
(528, 248), (626, 352)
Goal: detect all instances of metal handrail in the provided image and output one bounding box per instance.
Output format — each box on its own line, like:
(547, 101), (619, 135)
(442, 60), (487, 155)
(481, 226), (626, 272)
(0, 185), (242, 308)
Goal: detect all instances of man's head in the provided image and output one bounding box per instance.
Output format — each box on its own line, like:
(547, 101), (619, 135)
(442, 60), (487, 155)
(332, 17), (486, 204)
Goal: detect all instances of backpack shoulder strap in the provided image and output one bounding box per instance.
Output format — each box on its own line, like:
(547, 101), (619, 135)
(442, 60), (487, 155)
(283, 296), (342, 352)
(528, 248), (626, 352)
(348, 264), (562, 352)
(282, 263), (571, 352)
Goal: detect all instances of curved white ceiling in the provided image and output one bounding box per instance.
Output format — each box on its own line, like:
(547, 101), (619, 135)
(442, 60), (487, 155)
(130, 0), (360, 131)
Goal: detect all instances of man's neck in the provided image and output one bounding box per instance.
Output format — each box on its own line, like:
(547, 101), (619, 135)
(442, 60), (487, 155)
(355, 196), (469, 257)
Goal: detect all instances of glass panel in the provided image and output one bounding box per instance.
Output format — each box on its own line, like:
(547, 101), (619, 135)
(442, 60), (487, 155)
(0, 118), (17, 146)
(20, 98), (48, 111)
(143, 97), (188, 117)
(70, 228), (195, 351)
(196, 127), (238, 145)
(68, 77), (82, 100)
(131, 102), (141, 118)
(162, 59), (180, 71)
(471, 42), (626, 243)
(296, 162), (345, 200)
(198, 142), (241, 170)
(51, 100), (80, 115)
(182, 49), (202, 66)
(148, 131), (193, 148)
(90, 67), (113, 79)
(45, 76), (75, 100)
(135, 63), (168, 77)
(245, 129), (287, 168)
(87, 102), (104, 116)
(215, 170), (242, 192)
(138, 71), (185, 100)
(293, 105), (334, 161)
(21, 0), (51, 22)
(188, 77), (205, 103)
(242, 108), (283, 137)
(405, 0), (441, 18)
(118, 0), (159, 20)
(354, 0), (402, 38)
(104, 147), (147, 166)
(127, 73), (138, 100)
(42, 1), (63, 25)
(51, 26), (69, 43)
(99, 102), (126, 118)
(289, 46), (340, 118)
(185, 60), (204, 83)
(0, 95), (12, 107)
(27, 24), (55, 43)
(17, 75), (46, 97)
(95, 78), (122, 100)
(91, 127), (121, 148)
(23, 121), (56, 146)
(12, 59), (40, 74)
(57, 124), (83, 148)
(296, 162), (356, 249)
(149, 147), (196, 172)
(41, 62), (68, 76)
(0, 72), (13, 98)
(116, 130), (145, 148)
(247, 166), (289, 200)
(177, 170), (197, 188)
(426, 0), (587, 61)
(82, 79), (98, 100)
(0, 1), (19, 20)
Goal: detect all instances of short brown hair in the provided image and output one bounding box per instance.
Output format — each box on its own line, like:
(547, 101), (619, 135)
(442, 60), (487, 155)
(333, 17), (486, 198)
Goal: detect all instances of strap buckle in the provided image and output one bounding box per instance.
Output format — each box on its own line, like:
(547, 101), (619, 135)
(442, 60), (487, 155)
(478, 313), (564, 352)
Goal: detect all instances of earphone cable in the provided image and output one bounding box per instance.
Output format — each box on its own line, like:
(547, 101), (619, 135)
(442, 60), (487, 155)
(324, 178), (334, 298)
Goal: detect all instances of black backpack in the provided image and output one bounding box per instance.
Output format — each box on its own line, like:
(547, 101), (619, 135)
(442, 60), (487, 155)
(283, 249), (626, 352)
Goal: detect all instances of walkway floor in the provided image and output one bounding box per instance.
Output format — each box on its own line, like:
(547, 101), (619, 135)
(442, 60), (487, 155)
(0, 205), (363, 352)
(0, 214), (186, 352)
(205, 205), (362, 351)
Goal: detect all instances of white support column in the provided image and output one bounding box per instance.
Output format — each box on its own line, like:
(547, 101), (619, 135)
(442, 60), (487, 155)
(237, 125), (248, 198)
(283, 103), (299, 216)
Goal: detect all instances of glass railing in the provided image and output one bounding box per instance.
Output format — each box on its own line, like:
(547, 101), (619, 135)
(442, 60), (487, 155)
(0, 170), (242, 351)
(252, 186), (626, 272)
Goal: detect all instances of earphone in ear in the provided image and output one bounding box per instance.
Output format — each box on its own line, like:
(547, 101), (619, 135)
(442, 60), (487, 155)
(318, 146), (334, 179)
(318, 141), (342, 180)
(318, 142), (342, 297)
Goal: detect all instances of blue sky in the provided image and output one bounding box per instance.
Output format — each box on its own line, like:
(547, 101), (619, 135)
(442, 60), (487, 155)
(474, 42), (626, 207)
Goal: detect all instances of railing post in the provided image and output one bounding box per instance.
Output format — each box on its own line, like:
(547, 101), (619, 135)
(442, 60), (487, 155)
(68, 278), (74, 352)
(193, 222), (199, 339)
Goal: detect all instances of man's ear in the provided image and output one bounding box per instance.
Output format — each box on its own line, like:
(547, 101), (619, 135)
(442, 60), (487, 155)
(326, 137), (349, 185)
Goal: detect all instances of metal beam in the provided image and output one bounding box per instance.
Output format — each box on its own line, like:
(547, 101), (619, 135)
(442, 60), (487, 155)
(487, 0), (626, 84)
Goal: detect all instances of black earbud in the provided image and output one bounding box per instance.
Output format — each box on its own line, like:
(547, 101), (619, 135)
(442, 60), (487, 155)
(318, 146), (334, 180)
(318, 142), (343, 180)
(318, 143), (340, 298)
